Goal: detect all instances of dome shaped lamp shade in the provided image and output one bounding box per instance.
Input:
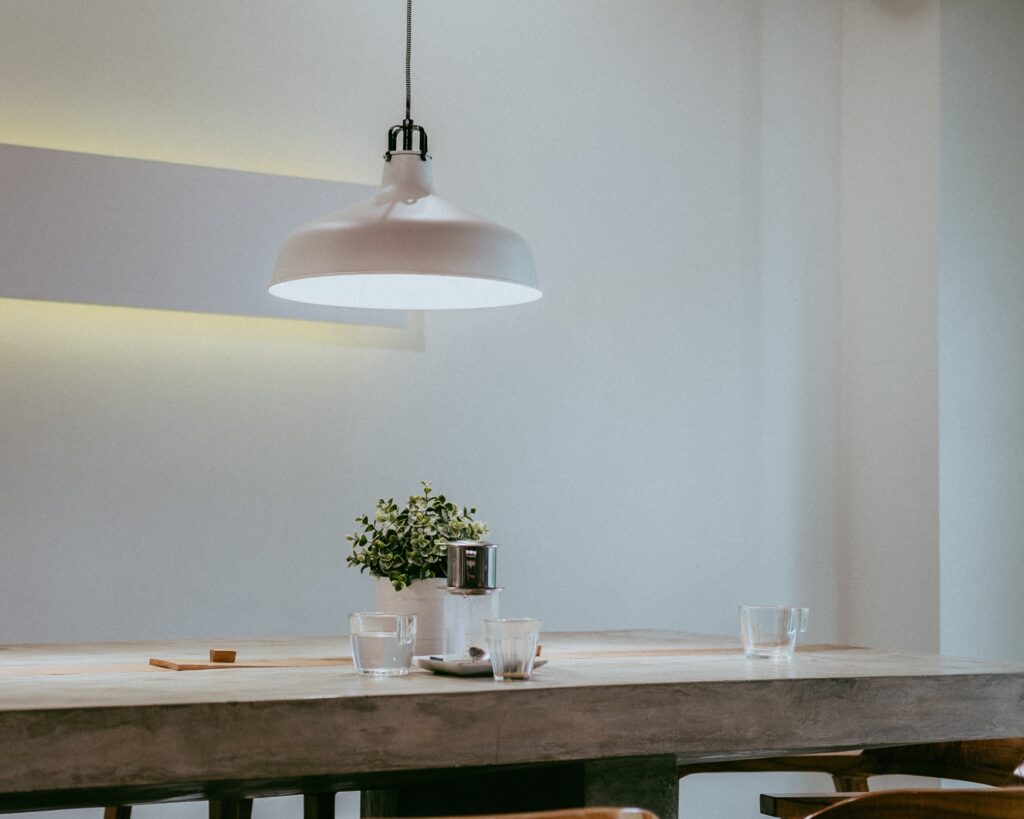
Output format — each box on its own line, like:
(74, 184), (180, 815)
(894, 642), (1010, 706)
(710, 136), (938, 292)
(269, 0), (540, 311)
(270, 151), (541, 310)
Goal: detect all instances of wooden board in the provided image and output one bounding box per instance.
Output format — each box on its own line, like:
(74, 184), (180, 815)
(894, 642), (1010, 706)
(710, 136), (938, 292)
(148, 657), (353, 671)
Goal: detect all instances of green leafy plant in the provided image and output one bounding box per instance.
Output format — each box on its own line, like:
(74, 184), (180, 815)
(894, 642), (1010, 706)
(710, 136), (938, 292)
(346, 482), (489, 591)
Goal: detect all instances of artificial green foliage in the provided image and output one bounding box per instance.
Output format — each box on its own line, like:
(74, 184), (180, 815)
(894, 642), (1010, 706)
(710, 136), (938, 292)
(346, 482), (489, 591)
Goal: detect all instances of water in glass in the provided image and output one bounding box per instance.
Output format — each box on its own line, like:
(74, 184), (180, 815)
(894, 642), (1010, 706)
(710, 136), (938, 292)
(349, 613), (416, 676)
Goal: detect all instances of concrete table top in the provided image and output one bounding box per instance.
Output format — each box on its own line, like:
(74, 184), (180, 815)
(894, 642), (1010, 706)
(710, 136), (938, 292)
(2, 630), (1023, 815)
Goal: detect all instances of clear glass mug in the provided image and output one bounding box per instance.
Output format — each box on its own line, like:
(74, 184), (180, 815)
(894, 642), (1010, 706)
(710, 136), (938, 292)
(349, 612), (417, 676)
(739, 605), (808, 660)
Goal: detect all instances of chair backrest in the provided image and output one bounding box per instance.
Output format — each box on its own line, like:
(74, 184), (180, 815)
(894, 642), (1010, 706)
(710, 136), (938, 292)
(807, 787), (1024, 819)
(861, 738), (1024, 786)
(463, 810), (655, 819)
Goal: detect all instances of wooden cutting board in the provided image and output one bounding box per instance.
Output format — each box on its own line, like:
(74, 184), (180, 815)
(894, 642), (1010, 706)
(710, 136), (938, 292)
(148, 657), (353, 671)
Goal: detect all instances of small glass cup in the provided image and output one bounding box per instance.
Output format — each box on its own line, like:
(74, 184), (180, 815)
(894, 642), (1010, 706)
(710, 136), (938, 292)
(485, 618), (541, 681)
(740, 605), (808, 660)
(349, 612), (417, 676)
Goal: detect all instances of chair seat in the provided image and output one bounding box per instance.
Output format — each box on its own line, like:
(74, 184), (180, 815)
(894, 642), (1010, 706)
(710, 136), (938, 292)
(761, 787), (1024, 818)
(759, 792), (861, 818)
(678, 738), (1024, 793)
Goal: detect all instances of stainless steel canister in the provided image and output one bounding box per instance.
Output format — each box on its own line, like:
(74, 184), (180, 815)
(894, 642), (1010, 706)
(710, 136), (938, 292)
(445, 540), (498, 592)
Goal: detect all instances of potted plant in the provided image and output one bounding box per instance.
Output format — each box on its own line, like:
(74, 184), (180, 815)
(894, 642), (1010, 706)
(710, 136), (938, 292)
(346, 482), (488, 654)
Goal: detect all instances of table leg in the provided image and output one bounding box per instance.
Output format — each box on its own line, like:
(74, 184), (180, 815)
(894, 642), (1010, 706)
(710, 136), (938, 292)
(304, 793), (336, 819)
(582, 756), (678, 819)
(360, 755), (678, 819)
(208, 799), (253, 819)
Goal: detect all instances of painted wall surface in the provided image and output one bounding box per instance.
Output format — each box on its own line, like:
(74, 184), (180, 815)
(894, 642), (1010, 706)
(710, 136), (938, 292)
(939, 0), (1024, 662)
(0, 144), (398, 326)
(1, 1), (803, 647)
(0, 5), (840, 819)
(837, 0), (941, 650)
(0, 1), (1018, 819)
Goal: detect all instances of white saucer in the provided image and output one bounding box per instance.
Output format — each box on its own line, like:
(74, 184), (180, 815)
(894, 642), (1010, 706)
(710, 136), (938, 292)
(416, 656), (548, 677)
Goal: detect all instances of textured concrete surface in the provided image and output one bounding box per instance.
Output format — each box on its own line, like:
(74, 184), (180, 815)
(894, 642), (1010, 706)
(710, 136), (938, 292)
(1, 631), (1022, 810)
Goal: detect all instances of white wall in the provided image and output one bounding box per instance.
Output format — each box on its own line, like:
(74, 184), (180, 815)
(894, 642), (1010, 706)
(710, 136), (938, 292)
(0, 144), (398, 326)
(0, 5), (842, 819)
(837, 0), (941, 650)
(756, 0), (843, 639)
(1, 2), (1021, 819)
(939, 0), (1024, 662)
(3, 1), (833, 650)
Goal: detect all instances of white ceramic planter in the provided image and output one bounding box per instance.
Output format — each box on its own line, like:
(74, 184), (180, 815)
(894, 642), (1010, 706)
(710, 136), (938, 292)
(375, 577), (447, 656)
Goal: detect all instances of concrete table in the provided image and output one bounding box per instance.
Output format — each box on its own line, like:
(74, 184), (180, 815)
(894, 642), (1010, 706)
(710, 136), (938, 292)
(2, 631), (1023, 819)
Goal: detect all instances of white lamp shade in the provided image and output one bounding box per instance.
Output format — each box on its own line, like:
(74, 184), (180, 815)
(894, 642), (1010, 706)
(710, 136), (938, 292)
(270, 152), (541, 310)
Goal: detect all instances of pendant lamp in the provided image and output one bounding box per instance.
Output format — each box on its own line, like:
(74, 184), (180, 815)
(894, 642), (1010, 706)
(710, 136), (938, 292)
(269, 1), (541, 310)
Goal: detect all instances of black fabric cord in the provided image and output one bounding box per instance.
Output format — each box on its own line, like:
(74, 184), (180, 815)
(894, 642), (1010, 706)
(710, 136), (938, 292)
(405, 0), (412, 121)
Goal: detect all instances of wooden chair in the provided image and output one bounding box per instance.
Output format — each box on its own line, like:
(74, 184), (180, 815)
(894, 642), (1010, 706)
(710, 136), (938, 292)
(435, 811), (656, 819)
(104, 801), (255, 819)
(681, 739), (1024, 818)
(102, 802), (654, 819)
(678, 737), (1024, 792)
(104, 795), (342, 819)
(761, 787), (1024, 818)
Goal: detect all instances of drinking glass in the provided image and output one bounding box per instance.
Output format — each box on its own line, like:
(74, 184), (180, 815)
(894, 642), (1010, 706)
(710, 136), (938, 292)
(739, 605), (808, 660)
(485, 618), (541, 681)
(349, 612), (417, 676)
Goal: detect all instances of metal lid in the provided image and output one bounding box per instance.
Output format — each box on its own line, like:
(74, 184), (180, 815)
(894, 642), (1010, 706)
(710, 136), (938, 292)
(445, 540), (498, 593)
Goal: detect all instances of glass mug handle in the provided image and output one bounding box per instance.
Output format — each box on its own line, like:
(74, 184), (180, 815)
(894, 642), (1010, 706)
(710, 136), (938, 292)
(793, 607), (809, 633)
(398, 614), (418, 645)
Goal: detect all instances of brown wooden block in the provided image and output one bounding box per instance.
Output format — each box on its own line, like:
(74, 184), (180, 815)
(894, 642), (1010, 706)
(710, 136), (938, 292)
(761, 793), (849, 818)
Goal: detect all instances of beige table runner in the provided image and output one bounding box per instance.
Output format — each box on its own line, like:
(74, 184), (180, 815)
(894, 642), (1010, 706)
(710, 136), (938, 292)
(0, 644), (860, 677)
(546, 643), (859, 659)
